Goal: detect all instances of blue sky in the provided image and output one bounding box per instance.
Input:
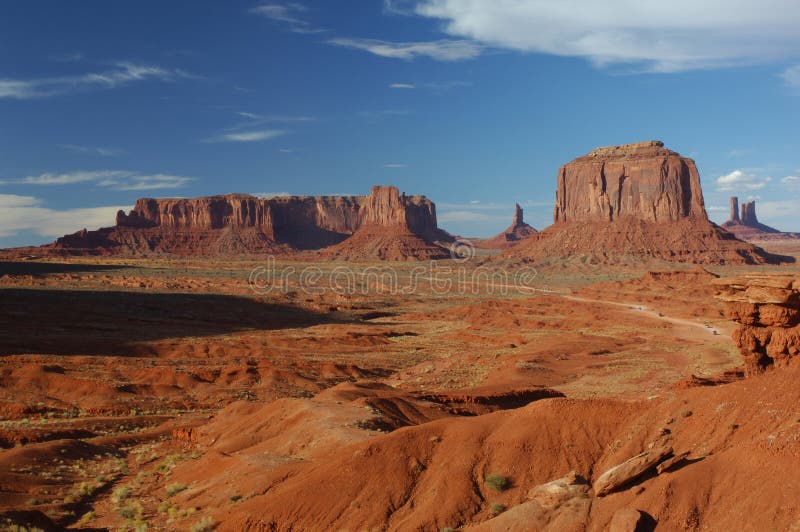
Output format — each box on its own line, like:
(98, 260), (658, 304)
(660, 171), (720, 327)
(1, 0), (799, 247)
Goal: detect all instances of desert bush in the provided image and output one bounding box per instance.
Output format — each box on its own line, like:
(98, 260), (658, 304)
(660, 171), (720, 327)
(166, 482), (187, 497)
(490, 502), (506, 515)
(484, 473), (509, 492)
(190, 516), (215, 532)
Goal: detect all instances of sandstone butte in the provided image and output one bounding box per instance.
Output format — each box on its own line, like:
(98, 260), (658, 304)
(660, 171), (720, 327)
(506, 140), (790, 265)
(721, 196), (800, 241)
(47, 185), (453, 259)
(474, 203), (538, 249)
(714, 275), (800, 375)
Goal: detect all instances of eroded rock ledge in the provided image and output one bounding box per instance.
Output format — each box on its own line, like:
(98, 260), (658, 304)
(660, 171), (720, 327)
(714, 275), (800, 374)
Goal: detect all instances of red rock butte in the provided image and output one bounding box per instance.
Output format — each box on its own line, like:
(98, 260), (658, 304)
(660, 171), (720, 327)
(720, 196), (798, 241)
(49, 185), (453, 259)
(508, 141), (790, 265)
(475, 203), (538, 249)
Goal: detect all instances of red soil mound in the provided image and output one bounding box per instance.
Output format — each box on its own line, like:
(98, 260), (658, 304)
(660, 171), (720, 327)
(320, 225), (450, 261)
(170, 366), (800, 531)
(507, 216), (784, 265)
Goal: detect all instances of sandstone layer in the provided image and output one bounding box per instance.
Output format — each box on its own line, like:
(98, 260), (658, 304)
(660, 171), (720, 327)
(49, 185), (452, 259)
(507, 141), (788, 265)
(715, 275), (800, 374)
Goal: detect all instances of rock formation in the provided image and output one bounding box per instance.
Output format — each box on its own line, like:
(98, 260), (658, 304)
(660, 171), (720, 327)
(474, 204), (538, 249)
(721, 196), (798, 241)
(49, 185), (453, 259)
(507, 141), (790, 265)
(714, 275), (800, 374)
(553, 141), (706, 224)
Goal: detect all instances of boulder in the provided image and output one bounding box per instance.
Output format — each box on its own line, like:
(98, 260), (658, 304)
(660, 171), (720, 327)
(609, 509), (646, 532)
(593, 444), (673, 496)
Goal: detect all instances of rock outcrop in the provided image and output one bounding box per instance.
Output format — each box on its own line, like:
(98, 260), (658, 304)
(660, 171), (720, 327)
(721, 196), (798, 241)
(714, 275), (800, 374)
(507, 141), (790, 265)
(475, 204), (538, 249)
(50, 185), (453, 259)
(553, 141), (706, 224)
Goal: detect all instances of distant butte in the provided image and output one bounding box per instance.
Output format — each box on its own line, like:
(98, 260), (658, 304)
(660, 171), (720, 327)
(721, 196), (800, 242)
(474, 203), (538, 249)
(507, 141), (791, 265)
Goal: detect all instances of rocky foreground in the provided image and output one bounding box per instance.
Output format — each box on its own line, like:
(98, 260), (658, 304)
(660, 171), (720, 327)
(715, 274), (800, 374)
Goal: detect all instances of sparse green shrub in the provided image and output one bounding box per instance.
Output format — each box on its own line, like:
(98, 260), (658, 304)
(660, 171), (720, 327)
(484, 473), (509, 492)
(166, 482), (187, 497)
(490, 502), (506, 515)
(111, 486), (131, 504)
(190, 516), (215, 532)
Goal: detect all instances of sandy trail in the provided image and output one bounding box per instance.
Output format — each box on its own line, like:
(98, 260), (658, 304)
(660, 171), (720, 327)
(559, 294), (724, 336)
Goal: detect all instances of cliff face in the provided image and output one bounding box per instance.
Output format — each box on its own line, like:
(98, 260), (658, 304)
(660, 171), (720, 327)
(715, 275), (800, 374)
(553, 141), (707, 224)
(53, 185), (450, 257)
(507, 141), (789, 265)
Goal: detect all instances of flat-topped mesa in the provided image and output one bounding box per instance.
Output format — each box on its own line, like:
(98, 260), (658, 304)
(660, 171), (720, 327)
(52, 185), (450, 257)
(554, 140), (707, 224)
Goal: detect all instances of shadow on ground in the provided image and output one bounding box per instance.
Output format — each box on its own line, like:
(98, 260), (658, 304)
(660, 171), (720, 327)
(0, 288), (340, 356)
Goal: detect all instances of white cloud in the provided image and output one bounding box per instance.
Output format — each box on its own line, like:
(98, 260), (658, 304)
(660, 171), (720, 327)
(0, 62), (189, 99)
(716, 170), (772, 191)
(412, 0), (800, 72)
(204, 130), (286, 143)
(782, 65), (800, 87)
(2, 170), (192, 191)
(390, 83), (416, 89)
(782, 175), (800, 184)
(58, 144), (126, 157)
(383, 163), (407, 168)
(328, 38), (483, 61)
(0, 194), (129, 239)
(250, 2), (326, 34)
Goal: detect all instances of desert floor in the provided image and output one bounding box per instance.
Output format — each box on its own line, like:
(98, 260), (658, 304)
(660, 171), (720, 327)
(2, 245), (800, 531)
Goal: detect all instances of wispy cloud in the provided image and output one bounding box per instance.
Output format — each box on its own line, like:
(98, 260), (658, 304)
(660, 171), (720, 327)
(383, 163), (407, 168)
(2, 170), (192, 191)
(204, 130), (286, 143)
(230, 111), (316, 129)
(328, 38), (483, 61)
(250, 2), (326, 34)
(0, 62), (190, 100)
(253, 191), (291, 198)
(782, 175), (800, 184)
(0, 194), (130, 240)
(389, 80), (472, 91)
(782, 65), (800, 88)
(358, 109), (412, 119)
(58, 144), (126, 157)
(716, 169), (772, 191)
